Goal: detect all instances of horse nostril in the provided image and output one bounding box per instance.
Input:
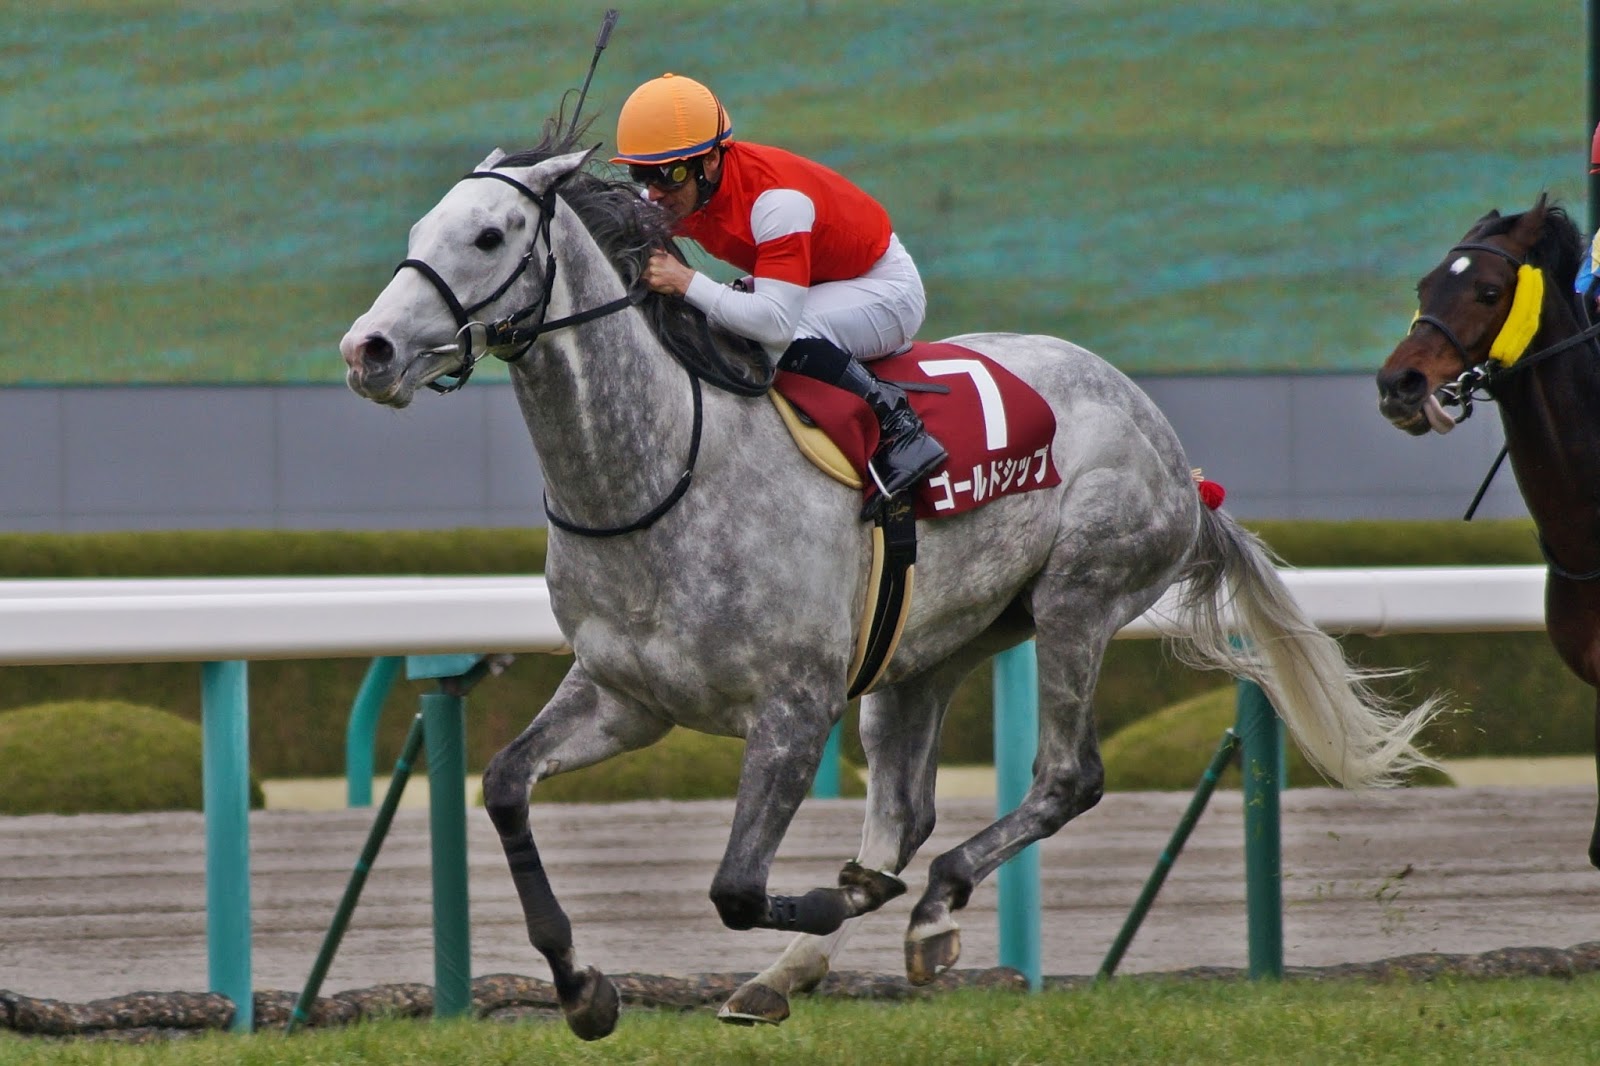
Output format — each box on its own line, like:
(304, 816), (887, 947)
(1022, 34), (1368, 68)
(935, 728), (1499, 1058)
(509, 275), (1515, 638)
(1394, 368), (1428, 403)
(360, 333), (395, 366)
(1377, 367), (1427, 404)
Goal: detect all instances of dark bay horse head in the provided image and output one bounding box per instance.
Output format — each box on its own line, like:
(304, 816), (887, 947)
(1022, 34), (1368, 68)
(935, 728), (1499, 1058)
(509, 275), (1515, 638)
(1376, 194), (1584, 435)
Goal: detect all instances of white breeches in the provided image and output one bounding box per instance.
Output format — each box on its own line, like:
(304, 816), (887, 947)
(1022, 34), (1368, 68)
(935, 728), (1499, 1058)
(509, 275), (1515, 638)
(794, 234), (927, 361)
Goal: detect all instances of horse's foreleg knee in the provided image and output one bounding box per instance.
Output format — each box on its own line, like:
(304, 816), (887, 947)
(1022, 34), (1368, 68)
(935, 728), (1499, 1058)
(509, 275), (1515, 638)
(709, 874), (770, 931)
(482, 749), (530, 835)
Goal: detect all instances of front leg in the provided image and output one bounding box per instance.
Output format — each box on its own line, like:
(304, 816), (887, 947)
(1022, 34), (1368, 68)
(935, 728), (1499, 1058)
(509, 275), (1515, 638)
(1591, 690), (1600, 868)
(481, 664), (670, 1040)
(1544, 582), (1600, 869)
(709, 702), (905, 937)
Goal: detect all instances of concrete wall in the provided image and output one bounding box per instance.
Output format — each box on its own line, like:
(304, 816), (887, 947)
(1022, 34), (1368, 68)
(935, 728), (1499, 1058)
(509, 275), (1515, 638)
(0, 374), (1527, 533)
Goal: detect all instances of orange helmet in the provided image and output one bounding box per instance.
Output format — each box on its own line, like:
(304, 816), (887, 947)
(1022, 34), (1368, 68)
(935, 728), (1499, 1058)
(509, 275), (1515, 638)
(1591, 121), (1600, 174)
(610, 73), (733, 166)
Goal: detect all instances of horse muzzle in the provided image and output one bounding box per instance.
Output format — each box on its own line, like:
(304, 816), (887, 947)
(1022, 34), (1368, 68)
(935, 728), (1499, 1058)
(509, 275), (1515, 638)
(341, 328), (469, 407)
(1376, 365), (1456, 436)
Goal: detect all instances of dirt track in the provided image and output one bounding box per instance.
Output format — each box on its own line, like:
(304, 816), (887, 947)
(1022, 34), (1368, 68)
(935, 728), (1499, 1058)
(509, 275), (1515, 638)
(3, 786), (1598, 1004)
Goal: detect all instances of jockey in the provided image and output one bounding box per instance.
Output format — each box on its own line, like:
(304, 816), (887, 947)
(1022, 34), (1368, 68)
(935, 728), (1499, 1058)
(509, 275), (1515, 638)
(611, 72), (947, 520)
(1578, 121), (1600, 318)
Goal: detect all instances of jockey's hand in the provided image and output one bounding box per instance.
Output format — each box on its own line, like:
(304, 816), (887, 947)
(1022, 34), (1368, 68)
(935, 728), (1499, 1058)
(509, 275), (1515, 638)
(643, 250), (695, 298)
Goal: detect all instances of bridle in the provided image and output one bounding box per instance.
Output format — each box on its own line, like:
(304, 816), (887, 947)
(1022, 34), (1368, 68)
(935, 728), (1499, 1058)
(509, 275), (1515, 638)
(394, 167), (698, 539)
(1409, 241), (1600, 424)
(1408, 238), (1600, 577)
(394, 169), (645, 394)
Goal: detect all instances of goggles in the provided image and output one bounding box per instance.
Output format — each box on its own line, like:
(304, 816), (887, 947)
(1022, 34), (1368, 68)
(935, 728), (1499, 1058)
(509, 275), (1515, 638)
(628, 159), (698, 192)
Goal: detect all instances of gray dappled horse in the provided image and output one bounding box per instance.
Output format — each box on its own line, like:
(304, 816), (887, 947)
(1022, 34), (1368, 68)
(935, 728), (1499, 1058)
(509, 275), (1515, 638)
(341, 133), (1443, 1040)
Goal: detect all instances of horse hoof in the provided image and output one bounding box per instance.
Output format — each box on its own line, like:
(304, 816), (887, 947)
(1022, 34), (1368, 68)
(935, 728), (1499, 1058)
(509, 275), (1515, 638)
(905, 927), (962, 986)
(561, 965), (620, 1041)
(717, 981), (790, 1026)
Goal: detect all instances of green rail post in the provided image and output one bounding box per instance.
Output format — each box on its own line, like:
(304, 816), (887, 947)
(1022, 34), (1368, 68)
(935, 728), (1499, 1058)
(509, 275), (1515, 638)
(345, 656), (403, 807)
(1098, 729), (1240, 978)
(421, 690), (472, 1017)
(811, 720), (843, 798)
(201, 660), (253, 1032)
(406, 653), (485, 1020)
(993, 640), (1041, 990)
(287, 712), (426, 1033)
(1236, 678), (1284, 980)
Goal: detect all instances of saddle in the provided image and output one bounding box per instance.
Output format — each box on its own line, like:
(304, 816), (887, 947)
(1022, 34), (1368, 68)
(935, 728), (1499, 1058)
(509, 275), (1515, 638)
(772, 342), (1062, 516)
(770, 341), (1062, 696)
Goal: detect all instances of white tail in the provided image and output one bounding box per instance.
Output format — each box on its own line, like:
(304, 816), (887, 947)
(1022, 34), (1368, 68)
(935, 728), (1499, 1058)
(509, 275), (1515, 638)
(1170, 509), (1447, 788)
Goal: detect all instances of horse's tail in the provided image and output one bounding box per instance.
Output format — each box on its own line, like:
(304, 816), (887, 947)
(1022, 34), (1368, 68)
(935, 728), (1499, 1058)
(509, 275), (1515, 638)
(1169, 507), (1447, 789)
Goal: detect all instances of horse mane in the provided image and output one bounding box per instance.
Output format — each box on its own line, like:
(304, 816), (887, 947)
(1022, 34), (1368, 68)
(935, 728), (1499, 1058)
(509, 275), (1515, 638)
(1470, 196), (1585, 313)
(498, 120), (772, 394)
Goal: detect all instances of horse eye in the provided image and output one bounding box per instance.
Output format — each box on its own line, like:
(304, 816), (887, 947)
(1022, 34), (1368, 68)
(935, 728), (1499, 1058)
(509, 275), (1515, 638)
(1478, 286), (1501, 304)
(474, 228), (504, 251)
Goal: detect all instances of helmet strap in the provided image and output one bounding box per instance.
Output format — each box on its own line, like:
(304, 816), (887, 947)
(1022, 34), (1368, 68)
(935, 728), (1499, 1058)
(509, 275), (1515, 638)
(690, 147), (724, 211)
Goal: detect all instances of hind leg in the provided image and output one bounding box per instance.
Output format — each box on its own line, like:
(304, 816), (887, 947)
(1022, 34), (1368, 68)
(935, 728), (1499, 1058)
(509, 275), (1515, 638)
(906, 539), (1185, 981)
(481, 664), (671, 1040)
(719, 665), (964, 1024)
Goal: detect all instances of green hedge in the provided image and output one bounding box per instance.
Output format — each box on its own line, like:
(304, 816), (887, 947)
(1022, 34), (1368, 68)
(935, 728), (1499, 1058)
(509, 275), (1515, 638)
(0, 521), (1582, 779)
(1099, 685), (1452, 791)
(0, 700), (266, 814)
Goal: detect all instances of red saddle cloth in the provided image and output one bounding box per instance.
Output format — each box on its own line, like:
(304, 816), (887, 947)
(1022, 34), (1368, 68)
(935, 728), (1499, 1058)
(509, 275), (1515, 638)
(774, 341), (1061, 519)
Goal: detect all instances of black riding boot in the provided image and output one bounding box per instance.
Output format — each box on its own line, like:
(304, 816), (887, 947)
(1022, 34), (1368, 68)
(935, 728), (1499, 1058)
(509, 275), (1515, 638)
(780, 337), (948, 520)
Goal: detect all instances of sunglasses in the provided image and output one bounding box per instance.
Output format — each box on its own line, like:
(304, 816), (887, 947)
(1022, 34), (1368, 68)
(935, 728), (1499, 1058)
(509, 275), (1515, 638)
(629, 160), (697, 191)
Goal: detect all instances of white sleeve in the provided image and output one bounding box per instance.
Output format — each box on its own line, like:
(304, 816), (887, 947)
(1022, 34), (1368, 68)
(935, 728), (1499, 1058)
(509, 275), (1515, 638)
(683, 273), (808, 353)
(682, 188), (815, 352)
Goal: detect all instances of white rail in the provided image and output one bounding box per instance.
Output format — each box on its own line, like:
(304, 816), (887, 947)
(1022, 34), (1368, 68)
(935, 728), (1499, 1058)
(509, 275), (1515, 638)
(0, 576), (564, 664)
(0, 566), (1548, 666)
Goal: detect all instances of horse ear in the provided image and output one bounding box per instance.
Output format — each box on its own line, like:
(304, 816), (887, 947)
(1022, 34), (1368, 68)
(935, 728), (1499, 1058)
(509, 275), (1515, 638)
(1507, 194), (1550, 252)
(476, 147), (508, 170)
(1463, 208), (1501, 240)
(521, 147), (600, 190)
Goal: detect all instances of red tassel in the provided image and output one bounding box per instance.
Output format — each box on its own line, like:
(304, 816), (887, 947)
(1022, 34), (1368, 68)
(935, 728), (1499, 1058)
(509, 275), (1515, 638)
(1197, 479), (1226, 510)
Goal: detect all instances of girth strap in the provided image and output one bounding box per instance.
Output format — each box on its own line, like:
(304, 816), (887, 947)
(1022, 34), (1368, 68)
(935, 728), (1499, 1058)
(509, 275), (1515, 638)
(847, 500), (918, 698)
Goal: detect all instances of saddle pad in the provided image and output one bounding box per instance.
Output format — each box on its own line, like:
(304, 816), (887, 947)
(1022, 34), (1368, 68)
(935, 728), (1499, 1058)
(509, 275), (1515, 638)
(774, 341), (1061, 519)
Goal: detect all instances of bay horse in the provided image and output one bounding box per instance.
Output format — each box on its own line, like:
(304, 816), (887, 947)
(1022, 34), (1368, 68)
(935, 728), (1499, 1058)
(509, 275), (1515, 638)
(1376, 194), (1600, 866)
(341, 126), (1443, 1040)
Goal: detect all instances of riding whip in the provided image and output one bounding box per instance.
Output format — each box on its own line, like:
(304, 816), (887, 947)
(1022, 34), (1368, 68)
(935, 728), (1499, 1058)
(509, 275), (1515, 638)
(569, 9), (619, 135)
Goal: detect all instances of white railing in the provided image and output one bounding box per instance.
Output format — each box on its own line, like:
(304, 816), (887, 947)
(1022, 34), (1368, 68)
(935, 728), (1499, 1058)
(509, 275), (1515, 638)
(0, 565), (1547, 666)
(0, 576), (563, 664)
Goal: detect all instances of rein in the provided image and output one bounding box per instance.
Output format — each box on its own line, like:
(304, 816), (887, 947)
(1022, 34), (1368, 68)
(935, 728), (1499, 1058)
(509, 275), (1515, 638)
(396, 167), (698, 539)
(543, 371), (705, 539)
